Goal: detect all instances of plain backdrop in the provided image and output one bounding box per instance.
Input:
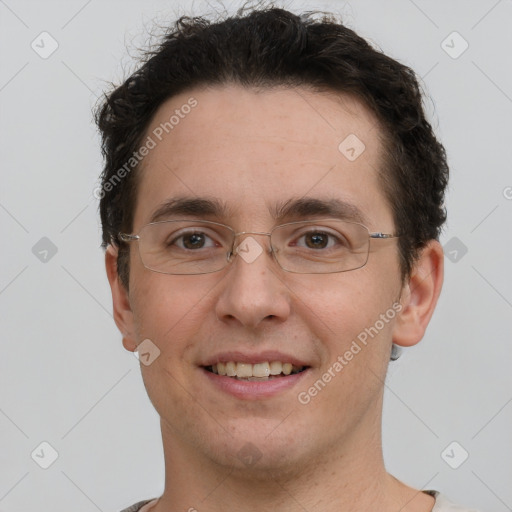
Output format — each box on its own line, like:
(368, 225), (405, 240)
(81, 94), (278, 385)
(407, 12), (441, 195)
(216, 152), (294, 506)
(1, 1), (511, 511)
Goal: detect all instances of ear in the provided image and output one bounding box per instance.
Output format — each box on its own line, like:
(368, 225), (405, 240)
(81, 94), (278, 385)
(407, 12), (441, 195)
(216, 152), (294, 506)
(392, 240), (444, 347)
(105, 244), (137, 352)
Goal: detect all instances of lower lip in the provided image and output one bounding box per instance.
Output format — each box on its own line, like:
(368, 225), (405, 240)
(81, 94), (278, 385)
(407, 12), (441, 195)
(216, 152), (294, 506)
(201, 367), (310, 400)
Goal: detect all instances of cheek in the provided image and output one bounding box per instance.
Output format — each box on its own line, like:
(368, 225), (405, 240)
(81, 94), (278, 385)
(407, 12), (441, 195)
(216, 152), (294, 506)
(290, 267), (398, 339)
(130, 272), (221, 361)
(130, 276), (211, 410)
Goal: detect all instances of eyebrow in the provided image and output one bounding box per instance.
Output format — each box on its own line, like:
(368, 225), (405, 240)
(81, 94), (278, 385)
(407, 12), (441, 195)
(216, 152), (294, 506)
(148, 196), (368, 225)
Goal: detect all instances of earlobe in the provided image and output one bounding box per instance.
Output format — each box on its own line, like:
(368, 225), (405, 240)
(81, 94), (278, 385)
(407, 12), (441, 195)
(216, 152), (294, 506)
(105, 245), (137, 352)
(392, 240), (444, 347)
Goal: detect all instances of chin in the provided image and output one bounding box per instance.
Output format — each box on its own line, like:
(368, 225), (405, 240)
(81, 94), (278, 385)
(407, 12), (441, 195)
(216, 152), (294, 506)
(201, 417), (315, 477)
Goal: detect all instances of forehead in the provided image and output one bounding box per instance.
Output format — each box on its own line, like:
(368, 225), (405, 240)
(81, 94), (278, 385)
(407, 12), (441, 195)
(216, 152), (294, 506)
(133, 84), (392, 230)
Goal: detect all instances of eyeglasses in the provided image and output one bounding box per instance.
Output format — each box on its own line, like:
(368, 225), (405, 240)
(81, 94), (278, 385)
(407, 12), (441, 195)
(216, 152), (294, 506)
(118, 219), (399, 275)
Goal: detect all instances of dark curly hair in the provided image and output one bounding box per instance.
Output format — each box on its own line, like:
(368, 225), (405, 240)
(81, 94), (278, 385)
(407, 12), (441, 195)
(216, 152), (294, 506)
(95, 5), (449, 290)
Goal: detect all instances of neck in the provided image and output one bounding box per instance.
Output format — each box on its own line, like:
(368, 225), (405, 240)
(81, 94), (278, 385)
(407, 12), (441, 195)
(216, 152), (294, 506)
(151, 395), (432, 512)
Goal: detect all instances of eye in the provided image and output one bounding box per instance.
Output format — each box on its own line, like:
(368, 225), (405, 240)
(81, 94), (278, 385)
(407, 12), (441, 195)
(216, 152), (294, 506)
(169, 230), (219, 250)
(292, 229), (347, 250)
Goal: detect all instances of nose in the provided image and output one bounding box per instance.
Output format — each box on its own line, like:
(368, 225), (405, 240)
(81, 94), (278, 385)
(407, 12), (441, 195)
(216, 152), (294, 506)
(214, 233), (291, 330)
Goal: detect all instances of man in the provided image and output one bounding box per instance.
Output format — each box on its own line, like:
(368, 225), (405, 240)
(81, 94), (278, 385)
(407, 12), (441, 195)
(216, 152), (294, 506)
(95, 5), (481, 512)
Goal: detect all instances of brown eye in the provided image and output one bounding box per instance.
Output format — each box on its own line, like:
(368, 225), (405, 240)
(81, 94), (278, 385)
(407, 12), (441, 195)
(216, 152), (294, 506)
(168, 231), (218, 250)
(181, 233), (207, 249)
(292, 229), (344, 250)
(304, 232), (329, 249)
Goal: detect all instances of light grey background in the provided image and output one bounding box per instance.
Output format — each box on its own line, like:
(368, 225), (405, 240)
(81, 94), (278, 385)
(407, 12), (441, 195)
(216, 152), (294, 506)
(1, 0), (511, 511)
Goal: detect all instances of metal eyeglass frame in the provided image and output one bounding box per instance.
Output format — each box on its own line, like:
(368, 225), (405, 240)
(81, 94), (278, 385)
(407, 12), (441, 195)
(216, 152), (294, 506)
(118, 218), (400, 275)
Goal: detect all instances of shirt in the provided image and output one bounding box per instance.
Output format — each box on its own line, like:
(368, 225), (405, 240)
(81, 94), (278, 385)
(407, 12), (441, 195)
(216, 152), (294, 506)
(119, 490), (482, 511)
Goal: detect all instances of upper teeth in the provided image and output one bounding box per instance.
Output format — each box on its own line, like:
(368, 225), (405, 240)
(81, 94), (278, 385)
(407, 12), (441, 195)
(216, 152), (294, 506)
(211, 361), (303, 378)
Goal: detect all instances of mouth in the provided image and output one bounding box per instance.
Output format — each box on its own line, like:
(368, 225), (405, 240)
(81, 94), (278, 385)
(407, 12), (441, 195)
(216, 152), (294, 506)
(203, 361), (308, 381)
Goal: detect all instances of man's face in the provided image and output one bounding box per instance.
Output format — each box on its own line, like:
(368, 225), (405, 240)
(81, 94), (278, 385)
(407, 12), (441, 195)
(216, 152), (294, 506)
(120, 85), (405, 473)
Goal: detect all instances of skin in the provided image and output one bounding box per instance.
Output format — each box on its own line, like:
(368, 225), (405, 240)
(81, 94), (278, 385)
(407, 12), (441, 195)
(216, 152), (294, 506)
(106, 85), (444, 512)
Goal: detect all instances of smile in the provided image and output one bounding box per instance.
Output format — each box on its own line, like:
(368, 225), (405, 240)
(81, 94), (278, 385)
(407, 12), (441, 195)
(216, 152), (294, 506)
(205, 361), (306, 380)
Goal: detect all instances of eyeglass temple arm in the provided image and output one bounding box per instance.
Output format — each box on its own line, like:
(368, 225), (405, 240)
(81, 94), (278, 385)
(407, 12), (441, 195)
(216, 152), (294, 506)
(118, 233), (139, 242)
(369, 232), (399, 239)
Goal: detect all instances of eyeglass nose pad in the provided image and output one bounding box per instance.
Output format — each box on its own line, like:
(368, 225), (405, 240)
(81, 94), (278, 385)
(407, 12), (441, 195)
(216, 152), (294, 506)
(225, 237), (243, 263)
